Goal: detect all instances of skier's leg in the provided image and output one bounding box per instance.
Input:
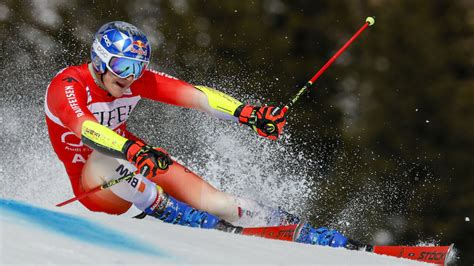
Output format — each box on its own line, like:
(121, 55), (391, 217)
(78, 151), (135, 214)
(233, 197), (349, 247)
(81, 151), (222, 228)
(82, 151), (347, 246)
(231, 198), (301, 226)
(146, 160), (242, 222)
(137, 153), (304, 226)
(144, 160), (301, 225)
(232, 197), (348, 247)
(122, 132), (242, 221)
(81, 151), (286, 226)
(68, 158), (132, 215)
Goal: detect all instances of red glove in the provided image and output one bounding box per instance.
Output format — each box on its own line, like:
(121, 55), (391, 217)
(235, 105), (286, 140)
(123, 140), (173, 179)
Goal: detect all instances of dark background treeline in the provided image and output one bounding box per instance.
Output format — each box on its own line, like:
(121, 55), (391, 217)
(0, 0), (472, 264)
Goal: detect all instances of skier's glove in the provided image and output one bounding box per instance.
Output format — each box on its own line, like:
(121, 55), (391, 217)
(123, 140), (173, 179)
(235, 104), (286, 140)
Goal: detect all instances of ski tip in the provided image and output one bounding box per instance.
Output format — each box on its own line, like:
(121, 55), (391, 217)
(372, 244), (455, 265)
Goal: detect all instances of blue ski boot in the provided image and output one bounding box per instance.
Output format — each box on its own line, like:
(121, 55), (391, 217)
(145, 187), (220, 229)
(296, 223), (348, 247)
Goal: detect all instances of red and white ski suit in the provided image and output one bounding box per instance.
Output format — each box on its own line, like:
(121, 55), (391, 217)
(45, 63), (238, 216)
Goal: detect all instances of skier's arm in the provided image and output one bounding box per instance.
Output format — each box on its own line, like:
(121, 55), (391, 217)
(136, 70), (287, 139)
(79, 120), (172, 179)
(46, 77), (124, 155)
(193, 86), (287, 140)
(46, 72), (130, 153)
(135, 70), (241, 120)
(193, 85), (242, 120)
(45, 71), (98, 137)
(46, 73), (172, 178)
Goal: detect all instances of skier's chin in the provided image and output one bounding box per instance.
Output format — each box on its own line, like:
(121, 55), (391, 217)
(101, 71), (133, 97)
(107, 84), (128, 97)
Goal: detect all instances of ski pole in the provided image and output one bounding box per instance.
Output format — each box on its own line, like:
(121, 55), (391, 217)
(281, 16), (375, 115)
(56, 172), (135, 207)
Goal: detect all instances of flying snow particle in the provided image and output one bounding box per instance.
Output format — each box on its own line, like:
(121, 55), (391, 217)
(465, 217), (470, 222)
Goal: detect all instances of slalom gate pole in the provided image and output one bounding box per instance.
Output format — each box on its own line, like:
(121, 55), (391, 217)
(56, 172), (135, 207)
(281, 16), (375, 115)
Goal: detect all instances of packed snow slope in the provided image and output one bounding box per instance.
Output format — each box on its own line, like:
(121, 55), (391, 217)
(0, 199), (428, 265)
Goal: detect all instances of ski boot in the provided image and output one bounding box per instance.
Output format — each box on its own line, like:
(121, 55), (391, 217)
(296, 223), (348, 247)
(145, 186), (220, 229)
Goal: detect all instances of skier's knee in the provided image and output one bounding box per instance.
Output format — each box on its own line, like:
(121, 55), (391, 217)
(80, 151), (133, 214)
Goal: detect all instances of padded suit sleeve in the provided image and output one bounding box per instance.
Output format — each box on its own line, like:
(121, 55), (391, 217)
(46, 69), (132, 158)
(134, 70), (204, 108)
(81, 120), (131, 159)
(134, 70), (242, 120)
(45, 70), (97, 136)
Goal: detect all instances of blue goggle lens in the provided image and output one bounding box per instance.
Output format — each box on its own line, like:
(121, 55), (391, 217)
(108, 57), (148, 79)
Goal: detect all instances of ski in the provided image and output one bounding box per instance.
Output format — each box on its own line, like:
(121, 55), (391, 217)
(218, 222), (453, 265)
(241, 223), (301, 241)
(372, 245), (454, 266)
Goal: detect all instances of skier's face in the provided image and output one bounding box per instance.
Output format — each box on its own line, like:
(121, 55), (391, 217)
(102, 71), (134, 97)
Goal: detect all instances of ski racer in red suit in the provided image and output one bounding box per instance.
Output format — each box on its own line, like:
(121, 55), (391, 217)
(45, 21), (347, 247)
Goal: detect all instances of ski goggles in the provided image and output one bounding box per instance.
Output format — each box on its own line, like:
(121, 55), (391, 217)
(93, 39), (149, 80)
(107, 56), (148, 80)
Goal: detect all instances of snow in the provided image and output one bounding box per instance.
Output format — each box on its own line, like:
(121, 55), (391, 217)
(0, 199), (428, 265)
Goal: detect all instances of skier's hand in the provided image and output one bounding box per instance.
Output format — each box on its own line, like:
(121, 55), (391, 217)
(235, 104), (286, 140)
(124, 140), (173, 178)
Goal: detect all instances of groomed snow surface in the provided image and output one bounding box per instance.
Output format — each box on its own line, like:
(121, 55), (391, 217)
(0, 199), (429, 265)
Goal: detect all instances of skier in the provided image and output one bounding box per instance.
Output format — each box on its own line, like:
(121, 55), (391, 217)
(45, 21), (347, 247)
